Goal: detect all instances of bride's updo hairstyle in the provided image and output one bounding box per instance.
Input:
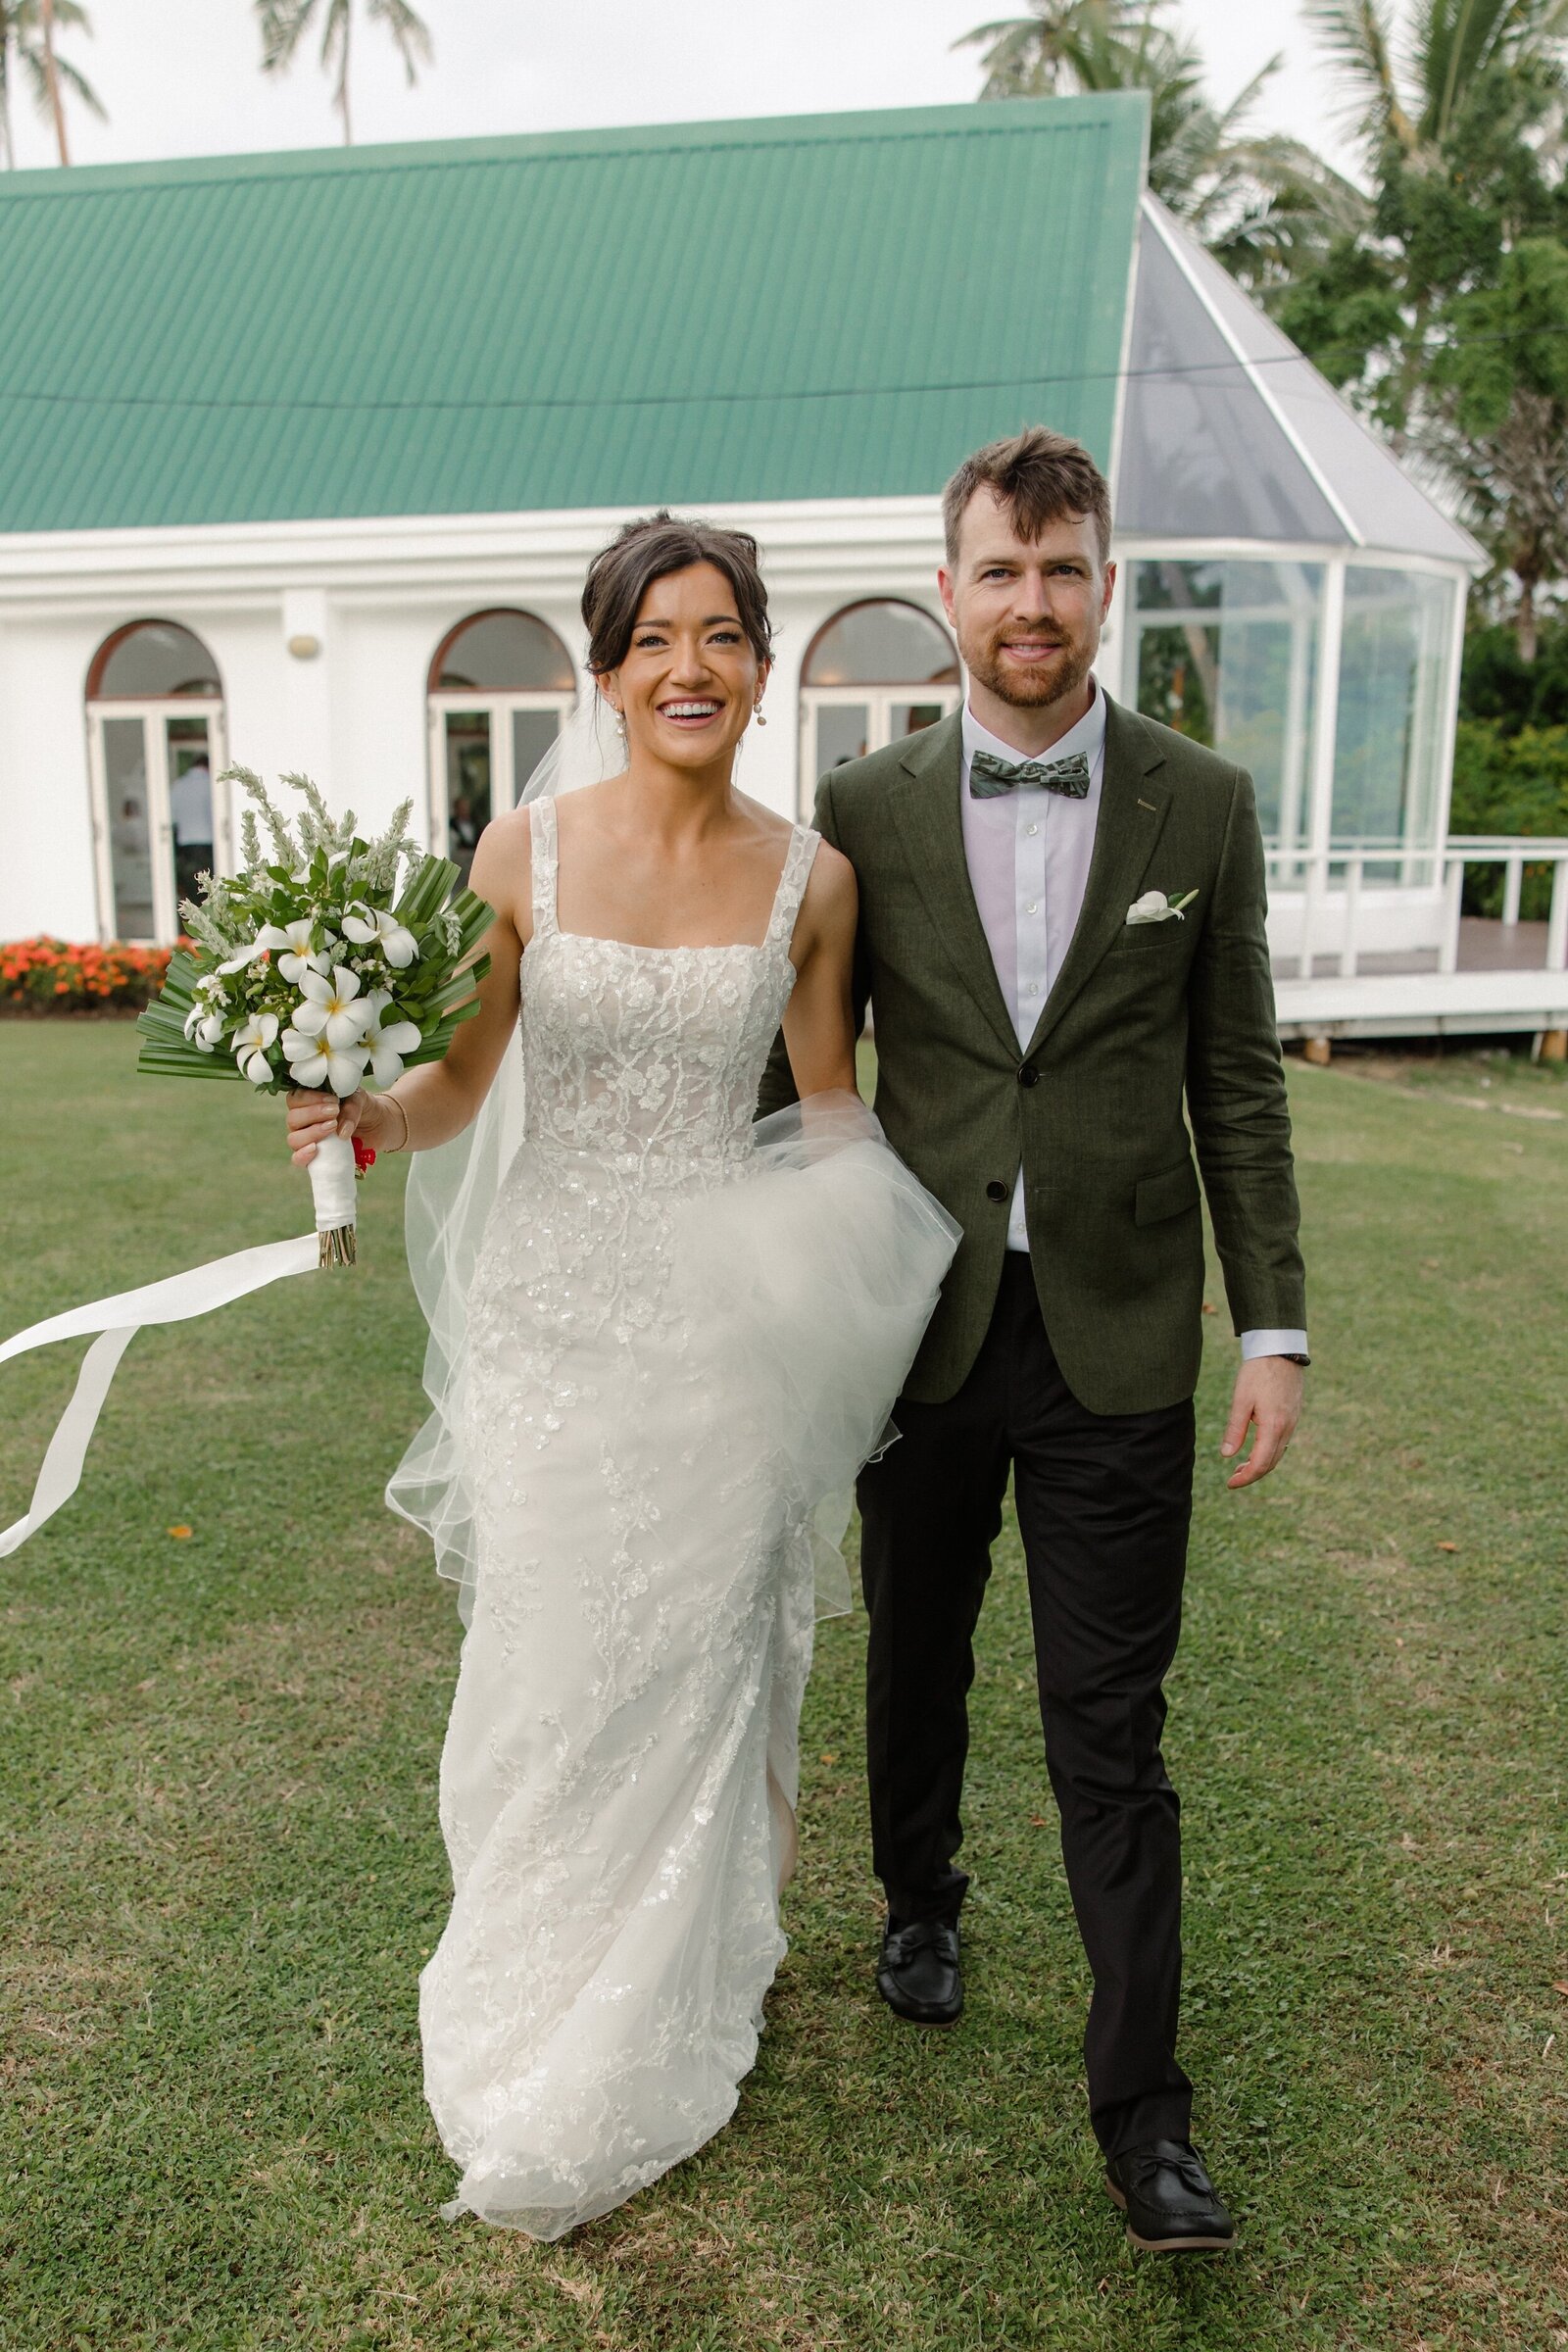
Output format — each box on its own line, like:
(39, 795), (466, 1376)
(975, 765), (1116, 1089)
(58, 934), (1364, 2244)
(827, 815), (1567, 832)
(582, 511), (775, 677)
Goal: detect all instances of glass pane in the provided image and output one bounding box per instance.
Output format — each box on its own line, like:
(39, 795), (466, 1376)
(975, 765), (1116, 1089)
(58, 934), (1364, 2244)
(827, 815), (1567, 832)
(1332, 568), (1454, 858)
(511, 707), (562, 802)
(1137, 623), (1218, 747)
(444, 711), (492, 882)
(104, 716), (157, 939)
(806, 602), (957, 687)
(891, 702), (945, 738)
(96, 621), (220, 699)
(167, 718), (213, 908)
(1134, 560), (1320, 857)
(1117, 216), (1343, 544)
(815, 705), (870, 769)
(436, 611), (574, 692)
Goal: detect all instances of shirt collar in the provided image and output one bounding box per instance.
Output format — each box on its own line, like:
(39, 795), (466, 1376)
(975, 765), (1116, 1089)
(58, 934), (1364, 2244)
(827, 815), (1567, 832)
(961, 677), (1107, 776)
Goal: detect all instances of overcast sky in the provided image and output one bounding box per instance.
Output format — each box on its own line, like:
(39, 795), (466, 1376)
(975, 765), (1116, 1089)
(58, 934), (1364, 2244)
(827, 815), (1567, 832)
(8, 0), (1360, 180)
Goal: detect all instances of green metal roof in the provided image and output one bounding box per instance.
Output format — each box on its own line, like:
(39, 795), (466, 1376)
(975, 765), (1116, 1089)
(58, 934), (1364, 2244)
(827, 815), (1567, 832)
(0, 98), (1147, 532)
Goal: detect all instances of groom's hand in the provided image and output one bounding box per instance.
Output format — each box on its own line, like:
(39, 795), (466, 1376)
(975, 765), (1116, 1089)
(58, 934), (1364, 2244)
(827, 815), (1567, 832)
(1220, 1357), (1303, 1490)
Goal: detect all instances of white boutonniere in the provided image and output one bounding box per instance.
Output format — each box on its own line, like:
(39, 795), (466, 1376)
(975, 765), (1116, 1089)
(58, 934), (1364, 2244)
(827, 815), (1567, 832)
(1126, 889), (1199, 926)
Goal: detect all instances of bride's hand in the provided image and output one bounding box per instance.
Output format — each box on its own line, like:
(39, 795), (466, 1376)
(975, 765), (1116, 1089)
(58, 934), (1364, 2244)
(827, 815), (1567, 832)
(285, 1086), (371, 1167)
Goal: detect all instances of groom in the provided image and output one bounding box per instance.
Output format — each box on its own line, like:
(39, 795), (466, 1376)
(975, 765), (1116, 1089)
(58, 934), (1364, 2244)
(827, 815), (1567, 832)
(760, 427), (1306, 2253)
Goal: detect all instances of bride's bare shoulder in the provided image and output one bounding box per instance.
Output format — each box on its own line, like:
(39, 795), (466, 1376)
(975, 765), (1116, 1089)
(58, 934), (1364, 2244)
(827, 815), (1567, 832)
(468, 806), (533, 934)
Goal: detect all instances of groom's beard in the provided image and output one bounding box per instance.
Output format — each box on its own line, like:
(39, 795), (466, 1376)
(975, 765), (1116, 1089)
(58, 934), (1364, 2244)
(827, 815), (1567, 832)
(962, 623), (1097, 712)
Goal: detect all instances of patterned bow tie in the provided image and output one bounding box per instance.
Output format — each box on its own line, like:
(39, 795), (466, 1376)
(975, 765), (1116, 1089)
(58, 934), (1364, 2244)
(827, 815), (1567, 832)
(968, 747), (1092, 801)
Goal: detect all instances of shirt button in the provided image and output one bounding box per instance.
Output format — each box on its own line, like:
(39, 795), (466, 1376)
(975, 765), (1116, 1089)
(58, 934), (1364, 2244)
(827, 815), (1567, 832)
(1025, 901), (1038, 915)
(1025, 823), (1039, 838)
(986, 1180), (1008, 1202)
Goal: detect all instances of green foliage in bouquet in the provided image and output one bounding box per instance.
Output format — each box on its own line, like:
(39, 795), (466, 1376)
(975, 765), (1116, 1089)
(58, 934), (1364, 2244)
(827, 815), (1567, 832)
(136, 769), (494, 1096)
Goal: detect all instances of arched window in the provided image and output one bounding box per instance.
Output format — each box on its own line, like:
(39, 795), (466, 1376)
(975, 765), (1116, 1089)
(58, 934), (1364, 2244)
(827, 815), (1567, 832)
(799, 600), (960, 808)
(86, 620), (227, 943)
(427, 610), (576, 877)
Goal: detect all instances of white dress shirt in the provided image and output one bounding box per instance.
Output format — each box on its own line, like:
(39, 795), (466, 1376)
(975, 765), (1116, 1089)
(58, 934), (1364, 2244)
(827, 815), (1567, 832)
(957, 686), (1307, 1363)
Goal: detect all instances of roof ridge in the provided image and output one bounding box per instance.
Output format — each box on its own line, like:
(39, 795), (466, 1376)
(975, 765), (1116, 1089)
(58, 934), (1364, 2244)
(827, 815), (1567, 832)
(0, 92), (1149, 200)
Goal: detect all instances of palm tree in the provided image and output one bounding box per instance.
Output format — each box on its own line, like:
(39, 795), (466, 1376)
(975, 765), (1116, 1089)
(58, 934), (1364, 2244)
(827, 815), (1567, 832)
(258, 0), (432, 148)
(956, 0), (1365, 287)
(0, 0), (103, 167)
(1304, 0), (1568, 169)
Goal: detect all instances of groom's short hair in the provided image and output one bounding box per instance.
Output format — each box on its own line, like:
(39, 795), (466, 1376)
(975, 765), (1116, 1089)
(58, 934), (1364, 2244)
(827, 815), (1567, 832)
(942, 428), (1112, 568)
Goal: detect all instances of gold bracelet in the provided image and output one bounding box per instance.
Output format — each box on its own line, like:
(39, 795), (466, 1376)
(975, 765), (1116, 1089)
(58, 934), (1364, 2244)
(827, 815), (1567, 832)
(383, 1092), (411, 1153)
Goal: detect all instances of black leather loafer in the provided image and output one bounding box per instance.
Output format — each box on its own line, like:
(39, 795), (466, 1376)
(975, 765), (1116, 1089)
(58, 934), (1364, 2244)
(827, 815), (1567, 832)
(1104, 2139), (1235, 2252)
(876, 1917), (962, 2025)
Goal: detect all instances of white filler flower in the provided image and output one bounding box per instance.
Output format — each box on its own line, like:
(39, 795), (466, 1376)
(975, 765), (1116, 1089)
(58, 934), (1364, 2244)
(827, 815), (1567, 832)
(341, 902), (418, 968)
(361, 989), (422, 1087)
(231, 1010), (279, 1085)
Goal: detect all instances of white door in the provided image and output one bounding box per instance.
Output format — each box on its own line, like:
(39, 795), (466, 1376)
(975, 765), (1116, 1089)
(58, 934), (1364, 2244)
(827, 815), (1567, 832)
(798, 687), (961, 815)
(88, 700), (227, 943)
(427, 693), (576, 880)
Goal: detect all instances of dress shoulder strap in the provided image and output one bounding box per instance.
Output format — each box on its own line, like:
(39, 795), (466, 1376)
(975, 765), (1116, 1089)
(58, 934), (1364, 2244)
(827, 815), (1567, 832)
(764, 823), (822, 963)
(527, 797), (559, 939)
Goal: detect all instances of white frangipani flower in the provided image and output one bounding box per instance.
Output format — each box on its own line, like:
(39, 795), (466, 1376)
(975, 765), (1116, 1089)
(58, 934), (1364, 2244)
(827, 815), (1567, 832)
(290, 963), (373, 1045)
(361, 988), (422, 1087)
(341, 901), (417, 968)
(231, 1010), (279, 1085)
(183, 1006), (226, 1052)
(217, 935), (270, 976)
(282, 965), (373, 1094)
(280, 1023), (370, 1096)
(250, 918), (337, 983)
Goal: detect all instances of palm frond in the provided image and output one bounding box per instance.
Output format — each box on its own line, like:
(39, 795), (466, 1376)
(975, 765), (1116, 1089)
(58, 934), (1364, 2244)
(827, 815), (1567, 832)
(1302, 0), (1417, 156)
(368, 0), (431, 78)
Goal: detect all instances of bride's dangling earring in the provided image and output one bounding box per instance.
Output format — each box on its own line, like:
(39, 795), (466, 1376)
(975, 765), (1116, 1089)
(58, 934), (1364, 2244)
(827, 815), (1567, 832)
(754, 702), (767, 727)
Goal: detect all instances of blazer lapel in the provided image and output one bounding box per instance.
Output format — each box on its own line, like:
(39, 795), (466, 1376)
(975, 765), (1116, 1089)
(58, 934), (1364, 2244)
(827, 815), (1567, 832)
(1023, 697), (1172, 1056)
(890, 711), (1020, 1059)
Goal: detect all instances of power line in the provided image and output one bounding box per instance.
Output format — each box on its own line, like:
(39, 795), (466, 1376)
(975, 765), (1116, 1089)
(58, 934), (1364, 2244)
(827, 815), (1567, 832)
(0, 317), (1561, 418)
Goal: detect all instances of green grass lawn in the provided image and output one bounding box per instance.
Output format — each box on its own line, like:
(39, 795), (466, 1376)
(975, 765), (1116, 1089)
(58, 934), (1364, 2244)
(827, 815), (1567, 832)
(2, 1023), (1566, 2351)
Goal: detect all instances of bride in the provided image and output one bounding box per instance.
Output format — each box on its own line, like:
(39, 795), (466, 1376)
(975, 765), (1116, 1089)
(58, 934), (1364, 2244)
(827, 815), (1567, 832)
(284, 513), (957, 2237)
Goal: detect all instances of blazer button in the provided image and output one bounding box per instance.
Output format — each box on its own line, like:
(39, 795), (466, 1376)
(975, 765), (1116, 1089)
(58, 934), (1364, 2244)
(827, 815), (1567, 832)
(1017, 1064), (1040, 1087)
(986, 1180), (1008, 1203)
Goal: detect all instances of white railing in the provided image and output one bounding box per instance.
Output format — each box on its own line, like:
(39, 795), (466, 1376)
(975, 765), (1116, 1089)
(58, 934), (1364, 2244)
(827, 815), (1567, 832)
(1266, 838), (1568, 981)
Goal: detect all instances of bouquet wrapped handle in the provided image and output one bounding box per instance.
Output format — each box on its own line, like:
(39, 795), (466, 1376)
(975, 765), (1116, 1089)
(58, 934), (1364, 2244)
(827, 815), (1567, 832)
(309, 1129), (359, 1266)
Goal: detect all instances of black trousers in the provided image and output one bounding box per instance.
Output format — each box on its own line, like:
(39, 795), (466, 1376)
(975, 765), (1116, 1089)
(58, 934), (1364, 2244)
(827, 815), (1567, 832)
(857, 1252), (1196, 2157)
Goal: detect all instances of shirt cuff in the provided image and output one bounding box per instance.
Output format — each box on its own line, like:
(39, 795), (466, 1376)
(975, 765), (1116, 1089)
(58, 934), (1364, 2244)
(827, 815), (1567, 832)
(1240, 1329), (1309, 1360)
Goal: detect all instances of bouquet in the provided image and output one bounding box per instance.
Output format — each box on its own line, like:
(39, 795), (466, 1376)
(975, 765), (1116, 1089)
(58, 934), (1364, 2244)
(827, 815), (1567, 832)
(136, 767), (493, 1265)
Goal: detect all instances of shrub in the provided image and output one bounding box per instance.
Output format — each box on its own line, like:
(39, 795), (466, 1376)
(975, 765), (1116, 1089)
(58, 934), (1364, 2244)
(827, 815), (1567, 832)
(1458, 621), (1568, 735)
(0, 936), (174, 1013)
(1448, 720), (1568, 918)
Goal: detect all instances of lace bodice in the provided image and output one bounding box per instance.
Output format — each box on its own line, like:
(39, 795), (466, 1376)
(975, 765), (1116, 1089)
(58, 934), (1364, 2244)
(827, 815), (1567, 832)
(518, 796), (820, 1185)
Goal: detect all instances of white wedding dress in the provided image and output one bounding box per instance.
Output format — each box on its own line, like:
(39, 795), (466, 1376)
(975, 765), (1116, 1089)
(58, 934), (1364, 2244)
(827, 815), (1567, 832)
(414, 797), (957, 2237)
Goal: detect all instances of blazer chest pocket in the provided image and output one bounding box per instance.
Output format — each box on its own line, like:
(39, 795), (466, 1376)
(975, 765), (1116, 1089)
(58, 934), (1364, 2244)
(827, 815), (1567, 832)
(1105, 923), (1187, 957)
(1134, 1158), (1200, 1226)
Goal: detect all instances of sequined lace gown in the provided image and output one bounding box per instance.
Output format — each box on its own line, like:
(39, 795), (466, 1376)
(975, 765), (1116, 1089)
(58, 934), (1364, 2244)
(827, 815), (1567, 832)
(418, 797), (956, 2237)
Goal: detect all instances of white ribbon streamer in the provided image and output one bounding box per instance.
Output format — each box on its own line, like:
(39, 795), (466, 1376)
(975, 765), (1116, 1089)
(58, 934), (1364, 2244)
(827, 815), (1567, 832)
(0, 1233), (320, 1559)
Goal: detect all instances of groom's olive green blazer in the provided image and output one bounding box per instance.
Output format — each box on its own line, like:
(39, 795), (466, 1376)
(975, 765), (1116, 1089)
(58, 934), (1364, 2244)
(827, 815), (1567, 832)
(758, 698), (1305, 1414)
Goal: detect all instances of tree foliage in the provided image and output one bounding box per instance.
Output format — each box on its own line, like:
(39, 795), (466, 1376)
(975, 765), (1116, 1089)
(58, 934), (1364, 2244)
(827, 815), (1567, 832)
(1280, 0), (1568, 656)
(956, 0), (1366, 288)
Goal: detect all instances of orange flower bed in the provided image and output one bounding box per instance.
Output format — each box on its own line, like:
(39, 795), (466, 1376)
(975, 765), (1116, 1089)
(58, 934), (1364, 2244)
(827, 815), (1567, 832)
(0, 936), (175, 1013)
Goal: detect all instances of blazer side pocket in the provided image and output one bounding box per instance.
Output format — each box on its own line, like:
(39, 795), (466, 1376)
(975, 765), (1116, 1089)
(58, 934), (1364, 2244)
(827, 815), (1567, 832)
(1134, 1158), (1201, 1226)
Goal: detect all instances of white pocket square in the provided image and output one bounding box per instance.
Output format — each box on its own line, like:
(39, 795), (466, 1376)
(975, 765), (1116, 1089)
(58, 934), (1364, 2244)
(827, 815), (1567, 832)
(1126, 889), (1198, 925)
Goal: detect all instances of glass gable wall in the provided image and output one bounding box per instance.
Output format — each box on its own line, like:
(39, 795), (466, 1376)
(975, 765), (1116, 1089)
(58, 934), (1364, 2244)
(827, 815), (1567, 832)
(1116, 197), (1475, 927)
